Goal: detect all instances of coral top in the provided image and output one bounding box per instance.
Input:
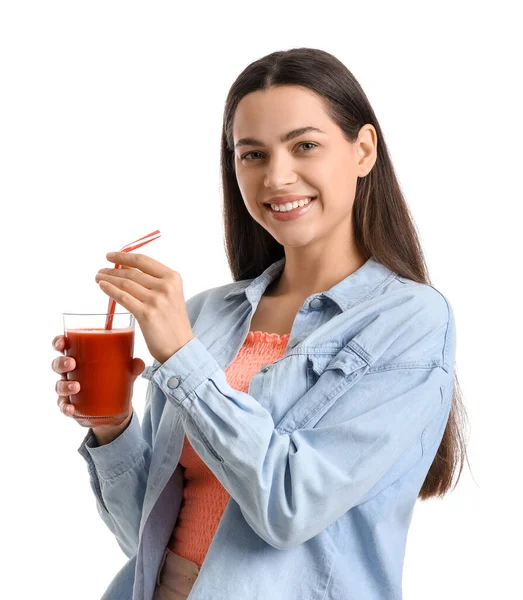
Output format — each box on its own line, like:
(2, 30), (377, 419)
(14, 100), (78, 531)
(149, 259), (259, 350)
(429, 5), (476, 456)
(167, 330), (290, 567)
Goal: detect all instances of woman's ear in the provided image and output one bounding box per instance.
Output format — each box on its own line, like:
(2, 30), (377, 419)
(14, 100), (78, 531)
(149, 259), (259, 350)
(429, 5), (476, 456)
(356, 124), (378, 177)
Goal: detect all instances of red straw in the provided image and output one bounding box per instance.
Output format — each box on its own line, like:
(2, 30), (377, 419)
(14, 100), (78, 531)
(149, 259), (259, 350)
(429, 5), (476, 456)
(104, 230), (161, 330)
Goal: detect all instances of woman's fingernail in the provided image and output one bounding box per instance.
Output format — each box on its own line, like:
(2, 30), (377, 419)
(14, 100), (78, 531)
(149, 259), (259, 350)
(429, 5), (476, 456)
(68, 383), (75, 391)
(64, 359), (70, 368)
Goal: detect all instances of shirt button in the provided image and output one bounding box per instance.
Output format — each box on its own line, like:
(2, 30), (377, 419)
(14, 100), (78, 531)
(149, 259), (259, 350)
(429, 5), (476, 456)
(167, 376), (180, 389)
(261, 365), (270, 372)
(310, 298), (323, 309)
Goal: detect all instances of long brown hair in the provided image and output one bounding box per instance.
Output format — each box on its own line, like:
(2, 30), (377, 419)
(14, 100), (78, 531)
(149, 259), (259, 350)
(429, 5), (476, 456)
(219, 47), (469, 499)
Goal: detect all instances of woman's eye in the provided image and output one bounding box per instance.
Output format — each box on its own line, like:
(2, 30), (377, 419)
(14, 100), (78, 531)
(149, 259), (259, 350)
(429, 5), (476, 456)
(241, 151), (263, 161)
(241, 142), (318, 161)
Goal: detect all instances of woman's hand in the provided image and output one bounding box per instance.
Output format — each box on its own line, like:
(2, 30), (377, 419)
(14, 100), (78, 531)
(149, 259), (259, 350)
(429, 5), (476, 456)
(52, 334), (145, 428)
(95, 252), (195, 365)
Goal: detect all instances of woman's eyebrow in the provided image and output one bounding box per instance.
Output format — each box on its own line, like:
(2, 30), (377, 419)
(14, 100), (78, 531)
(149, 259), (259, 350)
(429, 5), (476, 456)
(235, 126), (326, 148)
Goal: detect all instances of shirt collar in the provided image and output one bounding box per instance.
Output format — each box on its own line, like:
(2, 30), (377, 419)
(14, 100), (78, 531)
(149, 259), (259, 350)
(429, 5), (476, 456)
(224, 255), (396, 312)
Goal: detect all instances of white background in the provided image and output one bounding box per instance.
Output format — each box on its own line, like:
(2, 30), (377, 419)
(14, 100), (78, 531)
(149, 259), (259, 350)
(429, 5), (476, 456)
(1, 1), (521, 598)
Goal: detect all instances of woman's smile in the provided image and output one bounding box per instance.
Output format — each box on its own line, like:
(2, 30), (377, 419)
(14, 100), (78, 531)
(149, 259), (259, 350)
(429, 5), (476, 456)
(264, 196), (317, 221)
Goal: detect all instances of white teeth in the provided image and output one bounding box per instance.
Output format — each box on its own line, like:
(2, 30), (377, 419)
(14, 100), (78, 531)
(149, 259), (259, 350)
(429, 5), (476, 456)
(270, 197), (314, 212)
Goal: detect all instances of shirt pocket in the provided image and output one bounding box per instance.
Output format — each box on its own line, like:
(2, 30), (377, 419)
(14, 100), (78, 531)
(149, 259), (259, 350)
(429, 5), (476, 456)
(308, 345), (369, 384)
(277, 344), (370, 433)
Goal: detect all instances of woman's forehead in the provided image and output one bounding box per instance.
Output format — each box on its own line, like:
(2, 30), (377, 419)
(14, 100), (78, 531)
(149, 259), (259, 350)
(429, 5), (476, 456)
(233, 88), (331, 142)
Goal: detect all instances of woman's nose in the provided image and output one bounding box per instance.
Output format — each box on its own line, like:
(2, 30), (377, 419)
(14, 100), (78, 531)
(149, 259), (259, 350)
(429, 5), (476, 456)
(264, 156), (297, 189)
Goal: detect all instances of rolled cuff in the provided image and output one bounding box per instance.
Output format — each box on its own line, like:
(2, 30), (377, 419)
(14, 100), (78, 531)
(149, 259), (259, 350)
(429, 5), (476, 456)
(152, 336), (222, 406)
(77, 410), (149, 481)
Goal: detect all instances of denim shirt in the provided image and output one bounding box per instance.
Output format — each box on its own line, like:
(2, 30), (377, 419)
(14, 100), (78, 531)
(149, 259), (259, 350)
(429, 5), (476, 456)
(77, 255), (456, 600)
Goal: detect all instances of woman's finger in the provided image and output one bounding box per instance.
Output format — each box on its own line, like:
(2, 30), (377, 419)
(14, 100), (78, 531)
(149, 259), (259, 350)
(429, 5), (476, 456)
(52, 356), (76, 374)
(53, 335), (65, 352)
(106, 251), (170, 279)
(97, 273), (154, 303)
(97, 279), (145, 317)
(57, 395), (75, 416)
(97, 266), (160, 290)
(55, 379), (80, 396)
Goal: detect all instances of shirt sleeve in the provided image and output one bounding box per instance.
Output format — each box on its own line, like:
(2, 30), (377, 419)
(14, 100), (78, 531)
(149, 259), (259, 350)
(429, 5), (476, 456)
(152, 328), (454, 549)
(77, 381), (154, 557)
(75, 291), (206, 557)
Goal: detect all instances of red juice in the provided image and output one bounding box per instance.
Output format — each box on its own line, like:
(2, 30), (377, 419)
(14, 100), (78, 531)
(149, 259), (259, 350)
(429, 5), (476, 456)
(64, 327), (134, 427)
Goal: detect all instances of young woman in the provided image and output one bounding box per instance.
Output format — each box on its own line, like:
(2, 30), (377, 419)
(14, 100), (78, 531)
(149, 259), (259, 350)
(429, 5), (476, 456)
(52, 47), (468, 600)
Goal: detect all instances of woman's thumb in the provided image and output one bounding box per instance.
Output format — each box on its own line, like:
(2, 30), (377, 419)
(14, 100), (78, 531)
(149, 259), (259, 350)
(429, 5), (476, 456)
(131, 357), (146, 380)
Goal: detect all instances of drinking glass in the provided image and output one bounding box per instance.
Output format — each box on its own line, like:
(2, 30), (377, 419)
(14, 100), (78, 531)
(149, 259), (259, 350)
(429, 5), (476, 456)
(62, 312), (135, 427)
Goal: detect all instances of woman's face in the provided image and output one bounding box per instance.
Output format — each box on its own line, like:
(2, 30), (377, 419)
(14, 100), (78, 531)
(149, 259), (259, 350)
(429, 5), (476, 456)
(232, 85), (376, 250)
